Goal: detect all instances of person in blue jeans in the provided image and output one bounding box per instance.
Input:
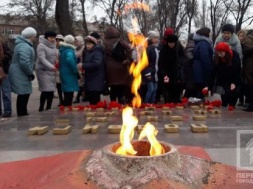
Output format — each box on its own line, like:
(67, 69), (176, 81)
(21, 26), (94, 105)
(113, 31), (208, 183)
(143, 31), (160, 104)
(0, 37), (12, 118)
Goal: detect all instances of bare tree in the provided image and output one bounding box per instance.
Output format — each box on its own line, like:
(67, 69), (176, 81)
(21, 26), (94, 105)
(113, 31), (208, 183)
(194, 0), (208, 28)
(184, 0), (198, 35)
(8, 0), (55, 34)
(227, 0), (253, 32)
(90, 0), (128, 28)
(156, 0), (188, 36)
(170, 0), (189, 35)
(156, 0), (170, 37)
(209, 0), (231, 43)
(55, 0), (73, 35)
(78, 0), (89, 35)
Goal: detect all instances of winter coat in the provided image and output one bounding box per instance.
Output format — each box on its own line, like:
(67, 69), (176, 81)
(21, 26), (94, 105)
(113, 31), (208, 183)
(103, 26), (132, 86)
(83, 45), (105, 92)
(143, 44), (159, 83)
(59, 42), (79, 92)
(183, 35), (195, 88)
(242, 30), (253, 85)
(1, 42), (12, 74)
(35, 36), (57, 92)
(192, 33), (213, 85)
(75, 37), (84, 64)
(214, 33), (243, 60)
(9, 36), (35, 94)
(185, 34), (195, 61)
(213, 50), (241, 92)
(158, 42), (185, 84)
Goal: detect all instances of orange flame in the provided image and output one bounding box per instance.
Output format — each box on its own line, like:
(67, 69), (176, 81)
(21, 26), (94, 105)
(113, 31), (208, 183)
(138, 122), (165, 156)
(115, 2), (164, 157)
(128, 31), (148, 108)
(124, 2), (150, 14)
(116, 107), (138, 155)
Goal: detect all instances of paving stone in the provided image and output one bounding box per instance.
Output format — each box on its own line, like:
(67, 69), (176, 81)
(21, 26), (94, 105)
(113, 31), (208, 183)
(104, 111), (115, 116)
(91, 125), (99, 134)
(86, 112), (96, 117)
(170, 115), (183, 121)
(192, 115), (207, 121)
(162, 110), (173, 115)
(191, 124), (208, 133)
(82, 125), (92, 134)
(140, 111), (153, 116)
(28, 126), (49, 135)
(53, 126), (72, 135)
(147, 116), (158, 122)
(164, 124), (179, 133)
(108, 125), (121, 134)
(194, 110), (207, 115)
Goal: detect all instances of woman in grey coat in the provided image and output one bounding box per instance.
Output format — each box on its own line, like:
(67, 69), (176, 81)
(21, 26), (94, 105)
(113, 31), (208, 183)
(35, 31), (57, 111)
(9, 27), (37, 116)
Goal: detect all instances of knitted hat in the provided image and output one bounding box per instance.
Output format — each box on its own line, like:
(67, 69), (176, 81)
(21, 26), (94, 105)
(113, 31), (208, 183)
(164, 27), (174, 37)
(222, 24), (235, 33)
(215, 42), (233, 58)
(85, 36), (97, 45)
(196, 27), (210, 37)
(165, 34), (178, 42)
(44, 31), (57, 39)
(56, 34), (64, 41)
(90, 31), (101, 39)
(215, 42), (231, 52)
(147, 30), (159, 40)
(21, 27), (37, 38)
(64, 35), (75, 44)
(75, 36), (84, 46)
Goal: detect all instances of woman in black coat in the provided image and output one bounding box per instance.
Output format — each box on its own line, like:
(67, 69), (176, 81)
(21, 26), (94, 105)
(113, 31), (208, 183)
(213, 42), (241, 107)
(158, 34), (184, 103)
(78, 36), (105, 105)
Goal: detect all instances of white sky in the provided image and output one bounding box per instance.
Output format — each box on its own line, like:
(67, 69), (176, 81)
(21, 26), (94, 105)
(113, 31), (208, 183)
(0, 0), (106, 21)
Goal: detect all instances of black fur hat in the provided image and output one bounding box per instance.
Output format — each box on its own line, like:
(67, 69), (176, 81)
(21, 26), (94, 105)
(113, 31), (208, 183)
(90, 31), (101, 39)
(222, 24), (235, 33)
(165, 34), (178, 42)
(44, 31), (57, 39)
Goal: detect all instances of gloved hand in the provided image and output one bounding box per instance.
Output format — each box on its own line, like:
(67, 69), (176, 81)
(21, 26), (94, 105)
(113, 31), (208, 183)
(28, 74), (35, 81)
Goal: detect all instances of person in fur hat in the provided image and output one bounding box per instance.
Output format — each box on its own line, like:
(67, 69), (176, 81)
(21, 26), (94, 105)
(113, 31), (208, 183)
(59, 35), (79, 106)
(212, 42), (241, 108)
(35, 31), (57, 112)
(158, 33), (185, 103)
(77, 36), (105, 105)
(214, 23), (242, 60)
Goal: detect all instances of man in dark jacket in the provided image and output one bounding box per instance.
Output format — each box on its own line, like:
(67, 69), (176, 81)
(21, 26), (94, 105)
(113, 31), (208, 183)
(0, 38), (12, 118)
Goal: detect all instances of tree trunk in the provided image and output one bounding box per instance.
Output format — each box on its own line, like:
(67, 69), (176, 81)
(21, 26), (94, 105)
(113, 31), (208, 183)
(55, 0), (73, 35)
(80, 1), (89, 35)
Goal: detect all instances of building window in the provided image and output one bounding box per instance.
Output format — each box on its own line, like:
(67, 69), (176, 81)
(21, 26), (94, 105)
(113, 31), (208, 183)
(8, 30), (14, 34)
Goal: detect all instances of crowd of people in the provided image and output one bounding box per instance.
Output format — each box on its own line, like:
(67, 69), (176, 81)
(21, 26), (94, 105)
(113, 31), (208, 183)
(0, 23), (253, 117)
